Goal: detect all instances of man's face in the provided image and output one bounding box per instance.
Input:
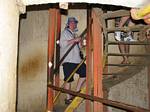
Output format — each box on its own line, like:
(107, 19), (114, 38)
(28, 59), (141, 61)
(68, 20), (77, 30)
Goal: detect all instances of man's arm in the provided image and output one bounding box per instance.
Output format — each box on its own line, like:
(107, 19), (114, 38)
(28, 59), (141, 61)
(130, 7), (150, 24)
(67, 37), (81, 45)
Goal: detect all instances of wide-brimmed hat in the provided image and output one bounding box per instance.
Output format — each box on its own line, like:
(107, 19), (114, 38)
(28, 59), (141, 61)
(66, 17), (78, 26)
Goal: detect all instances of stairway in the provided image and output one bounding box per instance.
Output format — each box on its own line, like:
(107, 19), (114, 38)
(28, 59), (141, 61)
(64, 9), (150, 112)
(100, 9), (150, 89)
(50, 8), (150, 112)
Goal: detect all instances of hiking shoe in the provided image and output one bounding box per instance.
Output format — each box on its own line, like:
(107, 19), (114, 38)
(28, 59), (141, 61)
(65, 98), (73, 105)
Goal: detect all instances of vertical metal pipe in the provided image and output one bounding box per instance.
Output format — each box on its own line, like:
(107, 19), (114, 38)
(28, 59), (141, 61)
(47, 9), (57, 111)
(86, 5), (92, 112)
(54, 9), (61, 98)
(92, 9), (103, 112)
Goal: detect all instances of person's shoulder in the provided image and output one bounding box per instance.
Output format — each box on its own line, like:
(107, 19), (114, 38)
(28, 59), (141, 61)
(62, 28), (68, 33)
(61, 29), (68, 37)
(61, 29), (66, 35)
(62, 28), (71, 35)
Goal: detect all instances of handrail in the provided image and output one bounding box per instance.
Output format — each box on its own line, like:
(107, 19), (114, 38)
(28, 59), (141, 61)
(108, 53), (150, 57)
(106, 63), (149, 67)
(102, 10), (130, 19)
(107, 41), (150, 45)
(105, 25), (149, 33)
(48, 84), (150, 112)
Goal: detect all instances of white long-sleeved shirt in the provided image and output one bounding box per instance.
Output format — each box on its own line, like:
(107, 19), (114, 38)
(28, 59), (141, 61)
(59, 28), (81, 64)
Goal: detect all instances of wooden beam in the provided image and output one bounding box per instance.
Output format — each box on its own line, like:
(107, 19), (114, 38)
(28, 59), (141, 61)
(92, 9), (103, 112)
(102, 10), (130, 19)
(108, 53), (150, 57)
(86, 8), (92, 112)
(54, 9), (61, 99)
(107, 41), (150, 45)
(105, 25), (148, 33)
(47, 9), (57, 111)
(103, 66), (144, 89)
(106, 63), (149, 67)
(48, 84), (150, 112)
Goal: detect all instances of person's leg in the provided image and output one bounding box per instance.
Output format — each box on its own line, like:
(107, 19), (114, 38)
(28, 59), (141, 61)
(64, 82), (72, 99)
(76, 63), (86, 92)
(76, 77), (86, 92)
(64, 82), (73, 104)
(125, 44), (130, 63)
(118, 44), (128, 64)
(118, 32), (133, 64)
(122, 20), (134, 64)
(125, 44), (129, 53)
(116, 31), (128, 64)
(63, 63), (75, 101)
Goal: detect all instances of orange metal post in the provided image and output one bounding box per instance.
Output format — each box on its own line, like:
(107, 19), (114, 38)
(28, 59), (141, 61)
(92, 9), (103, 112)
(54, 10), (61, 96)
(86, 8), (92, 112)
(47, 9), (57, 111)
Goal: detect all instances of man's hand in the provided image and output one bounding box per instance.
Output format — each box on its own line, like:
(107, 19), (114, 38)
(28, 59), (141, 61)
(74, 37), (81, 43)
(67, 37), (81, 45)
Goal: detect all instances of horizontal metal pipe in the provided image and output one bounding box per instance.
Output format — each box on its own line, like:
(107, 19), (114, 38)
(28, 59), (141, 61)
(48, 84), (150, 112)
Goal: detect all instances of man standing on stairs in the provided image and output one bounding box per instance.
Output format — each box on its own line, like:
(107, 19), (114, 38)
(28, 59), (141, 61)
(115, 16), (136, 64)
(59, 17), (86, 104)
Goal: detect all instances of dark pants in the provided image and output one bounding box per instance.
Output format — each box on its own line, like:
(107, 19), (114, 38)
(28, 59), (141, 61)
(63, 62), (86, 82)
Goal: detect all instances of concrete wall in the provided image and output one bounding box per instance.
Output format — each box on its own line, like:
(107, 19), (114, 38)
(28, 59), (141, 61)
(108, 67), (149, 112)
(17, 7), (149, 112)
(107, 17), (149, 112)
(17, 10), (48, 112)
(17, 9), (87, 112)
